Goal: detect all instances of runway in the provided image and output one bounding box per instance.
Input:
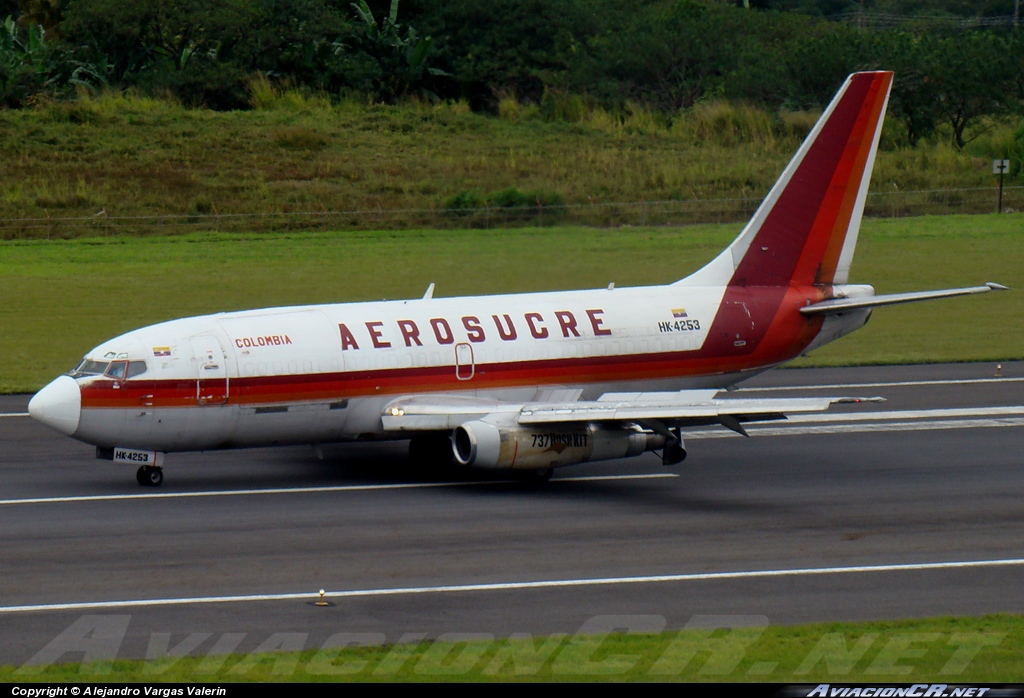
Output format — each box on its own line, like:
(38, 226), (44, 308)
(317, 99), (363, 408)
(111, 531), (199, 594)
(2, 361), (1022, 672)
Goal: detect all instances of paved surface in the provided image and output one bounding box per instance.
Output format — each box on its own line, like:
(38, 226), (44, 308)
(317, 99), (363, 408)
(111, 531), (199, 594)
(1, 361), (1022, 671)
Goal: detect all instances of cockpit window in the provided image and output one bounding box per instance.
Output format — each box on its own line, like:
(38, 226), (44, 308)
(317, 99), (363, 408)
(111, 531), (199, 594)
(69, 358), (146, 379)
(105, 361), (128, 380)
(69, 359), (109, 378)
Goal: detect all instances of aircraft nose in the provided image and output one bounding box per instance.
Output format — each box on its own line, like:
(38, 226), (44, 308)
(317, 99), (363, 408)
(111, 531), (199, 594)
(29, 375), (82, 436)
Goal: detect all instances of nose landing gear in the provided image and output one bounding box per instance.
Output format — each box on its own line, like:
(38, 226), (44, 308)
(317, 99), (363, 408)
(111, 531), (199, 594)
(136, 465), (164, 487)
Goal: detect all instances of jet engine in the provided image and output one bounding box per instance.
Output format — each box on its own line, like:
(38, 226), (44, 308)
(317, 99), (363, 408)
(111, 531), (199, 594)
(452, 417), (666, 470)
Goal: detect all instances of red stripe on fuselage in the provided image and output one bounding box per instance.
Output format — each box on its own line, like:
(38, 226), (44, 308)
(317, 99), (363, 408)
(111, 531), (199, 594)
(79, 288), (827, 411)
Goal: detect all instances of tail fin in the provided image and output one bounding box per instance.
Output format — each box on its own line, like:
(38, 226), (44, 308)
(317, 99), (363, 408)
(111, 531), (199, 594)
(678, 71), (893, 288)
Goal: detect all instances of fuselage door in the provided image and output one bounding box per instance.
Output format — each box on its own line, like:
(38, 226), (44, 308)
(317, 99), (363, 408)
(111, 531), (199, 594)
(189, 336), (229, 405)
(455, 342), (475, 381)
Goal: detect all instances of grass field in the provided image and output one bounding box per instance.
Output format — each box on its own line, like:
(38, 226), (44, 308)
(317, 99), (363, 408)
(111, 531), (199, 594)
(0, 212), (1020, 394)
(4, 614), (1021, 681)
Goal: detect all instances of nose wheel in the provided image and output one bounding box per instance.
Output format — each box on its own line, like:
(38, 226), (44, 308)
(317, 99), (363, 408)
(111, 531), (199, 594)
(136, 465), (163, 487)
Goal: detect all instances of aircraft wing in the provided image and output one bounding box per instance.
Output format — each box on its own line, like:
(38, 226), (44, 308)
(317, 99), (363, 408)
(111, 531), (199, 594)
(800, 282), (1007, 316)
(381, 390), (883, 435)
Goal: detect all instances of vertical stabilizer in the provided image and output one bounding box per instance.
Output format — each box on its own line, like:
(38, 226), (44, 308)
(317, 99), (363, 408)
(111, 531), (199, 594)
(677, 71), (892, 288)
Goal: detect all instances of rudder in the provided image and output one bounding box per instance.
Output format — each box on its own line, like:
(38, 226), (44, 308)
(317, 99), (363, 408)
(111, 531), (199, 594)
(678, 71), (893, 289)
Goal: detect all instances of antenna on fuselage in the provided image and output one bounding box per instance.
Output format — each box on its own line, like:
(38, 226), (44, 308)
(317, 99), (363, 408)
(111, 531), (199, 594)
(422, 282), (435, 300)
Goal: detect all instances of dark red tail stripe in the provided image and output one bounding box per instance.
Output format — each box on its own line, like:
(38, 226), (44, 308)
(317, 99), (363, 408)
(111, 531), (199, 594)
(734, 74), (874, 289)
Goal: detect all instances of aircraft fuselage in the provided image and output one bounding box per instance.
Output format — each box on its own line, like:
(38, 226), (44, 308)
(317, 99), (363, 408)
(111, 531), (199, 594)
(53, 281), (868, 452)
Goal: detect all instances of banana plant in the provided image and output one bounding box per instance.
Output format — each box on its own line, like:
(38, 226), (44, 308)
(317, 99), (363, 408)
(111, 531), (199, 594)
(1, 15), (106, 106)
(350, 0), (447, 100)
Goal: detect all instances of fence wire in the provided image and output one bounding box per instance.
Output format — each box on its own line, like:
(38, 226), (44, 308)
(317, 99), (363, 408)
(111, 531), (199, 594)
(0, 186), (1020, 239)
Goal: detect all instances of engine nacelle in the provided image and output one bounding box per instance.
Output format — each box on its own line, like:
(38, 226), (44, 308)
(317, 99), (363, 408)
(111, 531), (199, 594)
(452, 418), (663, 470)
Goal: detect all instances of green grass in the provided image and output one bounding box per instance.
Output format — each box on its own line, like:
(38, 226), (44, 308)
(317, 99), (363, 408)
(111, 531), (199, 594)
(0, 92), (1020, 238)
(0, 213), (1020, 394)
(3, 614), (1021, 681)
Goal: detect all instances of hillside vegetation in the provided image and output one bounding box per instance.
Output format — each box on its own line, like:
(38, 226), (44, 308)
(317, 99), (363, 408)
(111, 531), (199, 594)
(0, 89), (1021, 238)
(2, 1), (1023, 236)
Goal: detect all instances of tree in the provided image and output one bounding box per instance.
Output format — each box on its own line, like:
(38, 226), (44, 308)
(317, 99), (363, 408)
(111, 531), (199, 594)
(60, 0), (362, 107)
(928, 31), (1014, 149)
(417, 0), (596, 108)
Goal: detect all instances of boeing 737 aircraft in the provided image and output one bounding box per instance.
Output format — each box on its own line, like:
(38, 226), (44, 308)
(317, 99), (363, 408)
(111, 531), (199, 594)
(29, 71), (1006, 486)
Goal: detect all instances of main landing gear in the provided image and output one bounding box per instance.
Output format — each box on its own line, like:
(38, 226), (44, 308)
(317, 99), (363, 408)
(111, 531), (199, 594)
(136, 465), (163, 487)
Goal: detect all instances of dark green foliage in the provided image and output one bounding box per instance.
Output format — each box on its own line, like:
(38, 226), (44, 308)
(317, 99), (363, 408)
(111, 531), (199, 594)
(444, 187), (565, 225)
(443, 189), (485, 215)
(417, 0), (597, 110)
(59, 0), (359, 106)
(486, 186), (563, 209)
(1, 0), (1022, 150)
(347, 0), (448, 101)
(0, 13), (102, 107)
(1008, 125), (1024, 180)
(572, 1), (807, 111)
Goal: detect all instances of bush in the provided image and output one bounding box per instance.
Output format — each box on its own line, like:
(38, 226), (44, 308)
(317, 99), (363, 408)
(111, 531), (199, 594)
(486, 187), (565, 224)
(486, 186), (562, 209)
(443, 190), (485, 215)
(443, 187), (565, 225)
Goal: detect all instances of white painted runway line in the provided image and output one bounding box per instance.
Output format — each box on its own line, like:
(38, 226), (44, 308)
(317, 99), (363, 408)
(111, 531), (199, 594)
(786, 405), (1024, 422)
(3, 557), (1022, 615)
(0, 473), (679, 507)
(688, 417), (1024, 439)
(684, 406), (1024, 439)
(737, 376), (1024, 392)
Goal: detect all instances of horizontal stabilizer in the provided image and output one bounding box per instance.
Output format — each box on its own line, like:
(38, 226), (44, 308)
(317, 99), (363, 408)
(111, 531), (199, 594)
(800, 282), (1008, 316)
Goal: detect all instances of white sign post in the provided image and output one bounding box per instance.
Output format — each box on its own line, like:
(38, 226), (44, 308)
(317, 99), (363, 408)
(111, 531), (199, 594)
(993, 159), (1010, 213)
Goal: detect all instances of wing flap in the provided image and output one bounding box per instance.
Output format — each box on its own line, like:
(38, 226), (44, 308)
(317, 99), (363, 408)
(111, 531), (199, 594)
(519, 396), (854, 424)
(382, 390), (883, 431)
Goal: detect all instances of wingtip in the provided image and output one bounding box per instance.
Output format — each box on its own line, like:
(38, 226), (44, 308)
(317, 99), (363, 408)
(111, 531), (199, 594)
(986, 282), (1010, 291)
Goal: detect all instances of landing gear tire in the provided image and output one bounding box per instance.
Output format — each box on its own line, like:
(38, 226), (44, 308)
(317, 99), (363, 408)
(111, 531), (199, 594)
(409, 433), (455, 468)
(136, 465), (163, 487)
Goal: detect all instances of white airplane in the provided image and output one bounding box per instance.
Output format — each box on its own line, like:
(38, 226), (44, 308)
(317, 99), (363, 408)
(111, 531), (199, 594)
(29, 71), (1006, 486)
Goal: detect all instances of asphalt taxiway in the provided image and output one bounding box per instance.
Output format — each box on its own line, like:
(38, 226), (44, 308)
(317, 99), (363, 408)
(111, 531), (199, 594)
(1, 361), (1022, 670)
